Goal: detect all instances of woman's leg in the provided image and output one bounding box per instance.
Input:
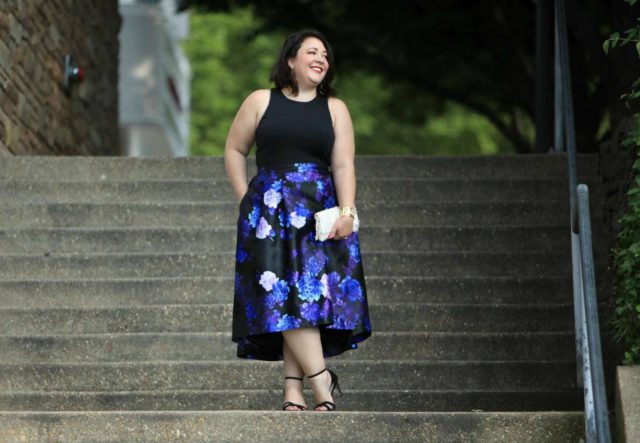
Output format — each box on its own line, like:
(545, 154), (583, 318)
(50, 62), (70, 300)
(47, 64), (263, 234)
(282, 338), (307, 410)
(282, 326), (334, 411)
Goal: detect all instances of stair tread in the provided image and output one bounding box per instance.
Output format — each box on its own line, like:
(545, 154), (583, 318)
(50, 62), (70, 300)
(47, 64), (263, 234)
(0, 155), (607, 421)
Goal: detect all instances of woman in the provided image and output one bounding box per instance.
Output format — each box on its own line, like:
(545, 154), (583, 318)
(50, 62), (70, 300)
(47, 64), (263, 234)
(224, 28), (372, 412)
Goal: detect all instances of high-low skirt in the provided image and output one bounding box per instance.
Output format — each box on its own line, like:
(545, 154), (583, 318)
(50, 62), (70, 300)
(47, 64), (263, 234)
(231, 162), (372, 360)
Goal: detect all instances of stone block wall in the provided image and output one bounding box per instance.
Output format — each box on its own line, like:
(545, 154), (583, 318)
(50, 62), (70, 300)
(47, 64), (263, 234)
(0, 0), (121, 156)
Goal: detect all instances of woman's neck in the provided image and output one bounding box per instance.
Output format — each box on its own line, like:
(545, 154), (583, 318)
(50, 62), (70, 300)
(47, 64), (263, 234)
(283, 85), (317, 100)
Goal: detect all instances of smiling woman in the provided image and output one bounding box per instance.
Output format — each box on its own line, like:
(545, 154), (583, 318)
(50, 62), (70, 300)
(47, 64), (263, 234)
(224, 28), (372, 413)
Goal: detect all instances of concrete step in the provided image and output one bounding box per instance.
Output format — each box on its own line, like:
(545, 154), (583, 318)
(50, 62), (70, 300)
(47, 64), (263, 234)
(0, 275), (589, 307)
(0, 154), (607, 434)
(0, 360), (580, 392)
(0, 225), (609, 254)
(0, 331), (575, 363)
(0, 391), (584, 415)
(0, 200), (604, 228)
(0, 178), (603, 203)
(0, 153), (599, 180)
(0, 410), (587, 442)
(0, 303), (577, 334)
(0, 251), (605, 280)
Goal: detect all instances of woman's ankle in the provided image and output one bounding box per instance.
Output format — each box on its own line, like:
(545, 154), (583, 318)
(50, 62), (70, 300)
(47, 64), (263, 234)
(309, 371), (332, 398)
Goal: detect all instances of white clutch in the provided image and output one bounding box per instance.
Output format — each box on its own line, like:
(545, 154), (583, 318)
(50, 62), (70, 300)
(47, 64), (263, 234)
(314, 206), (360, 241)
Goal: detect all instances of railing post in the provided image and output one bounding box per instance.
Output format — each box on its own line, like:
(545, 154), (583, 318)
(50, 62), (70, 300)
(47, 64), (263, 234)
(554, 1), (611, 441)
(556, 0), (585, 390)
(555, 0), (579, 233)
(577, 185), (612, 443)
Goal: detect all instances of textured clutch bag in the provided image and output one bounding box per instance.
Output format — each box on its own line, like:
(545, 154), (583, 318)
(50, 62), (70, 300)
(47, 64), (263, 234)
(314, 206), (360, 241)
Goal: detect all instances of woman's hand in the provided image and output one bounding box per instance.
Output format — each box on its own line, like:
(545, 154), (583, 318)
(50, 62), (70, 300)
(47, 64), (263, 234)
(327, 215), (354, 240)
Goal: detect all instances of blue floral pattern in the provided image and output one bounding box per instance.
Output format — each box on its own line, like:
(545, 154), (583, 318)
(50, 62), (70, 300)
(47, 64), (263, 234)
(231, 162), (372, 360)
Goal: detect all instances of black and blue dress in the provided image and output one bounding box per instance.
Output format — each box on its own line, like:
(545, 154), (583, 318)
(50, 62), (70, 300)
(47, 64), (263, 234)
(231, 87), (372, 361)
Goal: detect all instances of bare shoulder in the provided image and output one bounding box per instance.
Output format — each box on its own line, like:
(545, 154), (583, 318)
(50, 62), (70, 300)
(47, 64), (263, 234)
(244, 88), (271, 108)
(246, 89), (272, 129)
(327, 96), (350, 128)
(327, 95), (348, 110)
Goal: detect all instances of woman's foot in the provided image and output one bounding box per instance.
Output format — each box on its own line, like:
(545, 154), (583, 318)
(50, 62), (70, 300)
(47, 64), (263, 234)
(282, 376), (307, 411)
(307, 368), (335, 411)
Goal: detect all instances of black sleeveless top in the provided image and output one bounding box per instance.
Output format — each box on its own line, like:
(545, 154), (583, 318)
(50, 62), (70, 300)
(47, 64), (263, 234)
(255, 87), (335, 168)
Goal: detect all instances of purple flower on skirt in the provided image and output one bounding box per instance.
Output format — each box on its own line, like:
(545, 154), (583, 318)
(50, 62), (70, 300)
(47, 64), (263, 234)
(277, 314), (302, 330)
(265, 292), (283, 309)
(272, 279), (290, 300)
(260, 273), (290, 309)
(296, 163), (316, 173)
(248, 207), (260, 228)
(245, 303), (258, 321)
(278, 211), (290, 228)
(300, 301), (321, 321)
(256, 216), (273, 239)
(305, 254), (326, 276)
(334, 313), (358, 330)
(290, 211), (306, 228)
(289, 270), (300, 286)
(265, 310), (282, 331)
(325, 272), (342, 302)
(348, 243), (361, 262)
(259, 271), (278, 291)
(236, 246), (249, 263)
(320, 297), (332, 319)
(296, 272), (324, 302)
(340, 276), (364, 303)
(264, 187), (283, 208)
(239, 219), (252, 238)
(294, 202), (312, 219)
(324, 195), (337, 208)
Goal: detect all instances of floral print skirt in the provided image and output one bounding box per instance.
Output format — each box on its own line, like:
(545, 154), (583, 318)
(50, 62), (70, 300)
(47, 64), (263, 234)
(231, 162), (372, 361)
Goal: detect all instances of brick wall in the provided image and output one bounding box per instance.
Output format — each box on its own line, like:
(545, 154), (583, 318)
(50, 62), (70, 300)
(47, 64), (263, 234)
(0, 1), (121, 156)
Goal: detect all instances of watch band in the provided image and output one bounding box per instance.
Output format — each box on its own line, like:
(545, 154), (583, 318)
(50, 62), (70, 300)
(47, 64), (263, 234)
(339, 206), (357, 218)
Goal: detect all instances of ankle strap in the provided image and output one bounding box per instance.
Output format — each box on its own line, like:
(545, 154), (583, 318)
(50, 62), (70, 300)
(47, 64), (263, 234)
(307, 368), (327, 379)
(284, 376), (303, 380)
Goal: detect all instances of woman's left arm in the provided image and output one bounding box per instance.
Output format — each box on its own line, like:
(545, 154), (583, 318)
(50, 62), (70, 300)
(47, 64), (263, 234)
(328, 98), (357, 239)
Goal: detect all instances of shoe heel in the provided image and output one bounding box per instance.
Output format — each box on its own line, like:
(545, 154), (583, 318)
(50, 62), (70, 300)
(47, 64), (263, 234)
(328, 369), (343, 397)
(308, 368), (341, 411)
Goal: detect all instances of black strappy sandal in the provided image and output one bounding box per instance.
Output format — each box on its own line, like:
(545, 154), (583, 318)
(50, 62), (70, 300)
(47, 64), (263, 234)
(307, 367), (343, 411)
(282, 375), (307, 411)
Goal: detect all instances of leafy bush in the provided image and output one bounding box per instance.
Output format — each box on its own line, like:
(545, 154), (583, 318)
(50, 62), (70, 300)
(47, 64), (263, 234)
(611, 122), (640, 365)
(604, 0), (640, 364)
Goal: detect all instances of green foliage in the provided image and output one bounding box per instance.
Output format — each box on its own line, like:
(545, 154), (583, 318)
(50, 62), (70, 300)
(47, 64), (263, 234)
(182, 9), (287, 156)
(606, 5), (640, 364)
(603, 19), (640, 104)
(612, 118), (640, 365)
(182, 7), (514, 157)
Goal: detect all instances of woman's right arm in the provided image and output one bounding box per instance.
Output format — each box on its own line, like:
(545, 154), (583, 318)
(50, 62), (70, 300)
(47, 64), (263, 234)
(224, 90), (262, 202)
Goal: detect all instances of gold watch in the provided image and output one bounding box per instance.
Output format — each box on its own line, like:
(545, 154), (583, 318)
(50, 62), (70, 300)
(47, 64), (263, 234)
(339, 206), (357, 218)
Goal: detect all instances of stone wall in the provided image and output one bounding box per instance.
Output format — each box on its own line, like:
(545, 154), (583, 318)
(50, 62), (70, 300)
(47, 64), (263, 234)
(0, 1), (121, 156)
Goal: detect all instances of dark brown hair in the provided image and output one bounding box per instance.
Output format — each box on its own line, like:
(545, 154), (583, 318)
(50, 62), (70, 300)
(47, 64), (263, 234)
(269, 28), (337, 97)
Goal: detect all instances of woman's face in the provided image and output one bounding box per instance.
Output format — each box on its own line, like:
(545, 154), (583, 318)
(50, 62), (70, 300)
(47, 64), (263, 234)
(288, 37), (329, 89)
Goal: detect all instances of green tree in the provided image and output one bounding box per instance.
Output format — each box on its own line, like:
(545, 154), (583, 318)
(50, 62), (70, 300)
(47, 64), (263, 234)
(183, 7), (512, 156)
(184, 0), (626, 153)
(183, 9), (285, 155)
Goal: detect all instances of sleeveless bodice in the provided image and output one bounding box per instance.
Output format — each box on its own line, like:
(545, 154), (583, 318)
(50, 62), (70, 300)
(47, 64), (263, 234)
(255, 88), (335, 168)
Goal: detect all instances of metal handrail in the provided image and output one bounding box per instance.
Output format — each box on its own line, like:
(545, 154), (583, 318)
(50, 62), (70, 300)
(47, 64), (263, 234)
(553, 0), (611, 441)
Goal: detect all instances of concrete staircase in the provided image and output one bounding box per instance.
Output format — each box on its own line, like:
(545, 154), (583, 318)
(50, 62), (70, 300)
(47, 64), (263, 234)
(0, 155), (613, 442)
